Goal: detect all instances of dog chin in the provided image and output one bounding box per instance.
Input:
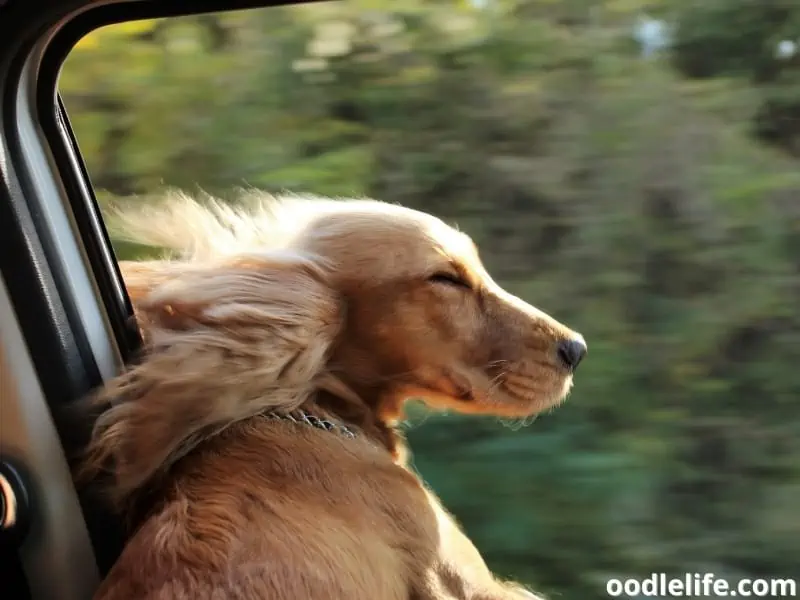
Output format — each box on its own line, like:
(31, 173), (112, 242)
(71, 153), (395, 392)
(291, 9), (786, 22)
(543, 376), (574, 410)
(503, 376), (574, 418)
(405, 371), (573, 419)
(558, 375), (574, 400)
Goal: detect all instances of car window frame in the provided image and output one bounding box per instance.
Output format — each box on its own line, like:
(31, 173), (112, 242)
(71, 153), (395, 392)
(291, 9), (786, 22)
(0, 1), (317, 597)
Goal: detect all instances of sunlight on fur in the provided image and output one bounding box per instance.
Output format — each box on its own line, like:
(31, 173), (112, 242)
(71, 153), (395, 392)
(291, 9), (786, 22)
(82, 190), (585, 600)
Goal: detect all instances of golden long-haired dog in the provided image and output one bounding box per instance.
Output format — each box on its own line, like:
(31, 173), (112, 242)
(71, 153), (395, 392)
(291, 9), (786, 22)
(80, 191), (587, 600)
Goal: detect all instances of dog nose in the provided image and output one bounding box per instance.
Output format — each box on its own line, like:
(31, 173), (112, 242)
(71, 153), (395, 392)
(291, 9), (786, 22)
(557, 336), (587, 371)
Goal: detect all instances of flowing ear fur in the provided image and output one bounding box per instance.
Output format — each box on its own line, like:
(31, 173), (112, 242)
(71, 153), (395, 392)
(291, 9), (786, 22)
(78, 251), (342, 511)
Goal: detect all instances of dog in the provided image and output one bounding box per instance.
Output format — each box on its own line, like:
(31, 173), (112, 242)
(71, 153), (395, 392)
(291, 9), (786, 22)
(79, 191), (586, 600)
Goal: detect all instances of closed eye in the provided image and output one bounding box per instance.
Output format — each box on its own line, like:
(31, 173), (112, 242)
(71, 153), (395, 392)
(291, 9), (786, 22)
(428, 272), (472, 289)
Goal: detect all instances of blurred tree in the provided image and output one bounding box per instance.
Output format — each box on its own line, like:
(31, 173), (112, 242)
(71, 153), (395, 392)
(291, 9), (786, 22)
(671, 0), (800, 154)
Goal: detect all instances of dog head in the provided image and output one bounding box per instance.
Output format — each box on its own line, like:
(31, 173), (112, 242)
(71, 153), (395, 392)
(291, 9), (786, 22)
(83, 192), (585, 505)
(293, 202), (585, 419)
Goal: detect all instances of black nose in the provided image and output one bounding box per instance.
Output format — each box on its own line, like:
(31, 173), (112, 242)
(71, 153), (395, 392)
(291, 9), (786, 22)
(557, 337), (587, 371)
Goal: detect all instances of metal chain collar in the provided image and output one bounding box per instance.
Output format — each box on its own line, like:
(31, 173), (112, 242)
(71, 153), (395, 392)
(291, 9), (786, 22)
(263, 409), (357, 439)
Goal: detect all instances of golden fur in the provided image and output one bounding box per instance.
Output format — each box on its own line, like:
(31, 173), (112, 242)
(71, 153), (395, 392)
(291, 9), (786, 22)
(80, 190), (585, 600)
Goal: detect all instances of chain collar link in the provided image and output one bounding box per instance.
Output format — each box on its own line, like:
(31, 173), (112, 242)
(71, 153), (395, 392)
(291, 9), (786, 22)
(263, 409), (357, 439)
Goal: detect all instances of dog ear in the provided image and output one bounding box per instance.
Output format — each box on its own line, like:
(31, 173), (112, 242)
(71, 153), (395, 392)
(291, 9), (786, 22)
(79, 251), (342, 510)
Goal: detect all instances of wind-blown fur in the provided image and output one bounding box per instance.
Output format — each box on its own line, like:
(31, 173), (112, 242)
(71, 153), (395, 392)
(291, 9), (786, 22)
(81, 190), (584, 600)
(82, 193), (349, 509)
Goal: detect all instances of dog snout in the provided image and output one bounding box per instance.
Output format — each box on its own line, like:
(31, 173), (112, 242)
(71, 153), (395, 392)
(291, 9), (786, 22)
(556, 335), (587, 372)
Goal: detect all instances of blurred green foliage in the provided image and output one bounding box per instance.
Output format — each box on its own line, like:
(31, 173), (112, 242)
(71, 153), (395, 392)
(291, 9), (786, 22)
(60, 1), (800, 598)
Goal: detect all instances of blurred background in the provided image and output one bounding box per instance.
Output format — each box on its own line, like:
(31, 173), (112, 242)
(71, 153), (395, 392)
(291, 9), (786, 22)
(59, 1), (800, 598)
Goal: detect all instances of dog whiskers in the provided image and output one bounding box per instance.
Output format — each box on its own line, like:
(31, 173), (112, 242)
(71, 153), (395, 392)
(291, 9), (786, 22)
(497, 414), (538, 431)
(486, 359), (509, 368)
(485, 368), (508, 403)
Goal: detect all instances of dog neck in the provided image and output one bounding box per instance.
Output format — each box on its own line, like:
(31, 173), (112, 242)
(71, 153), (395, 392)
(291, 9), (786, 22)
(312, 376), (408, 463)
(120, 380), (409, 531)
